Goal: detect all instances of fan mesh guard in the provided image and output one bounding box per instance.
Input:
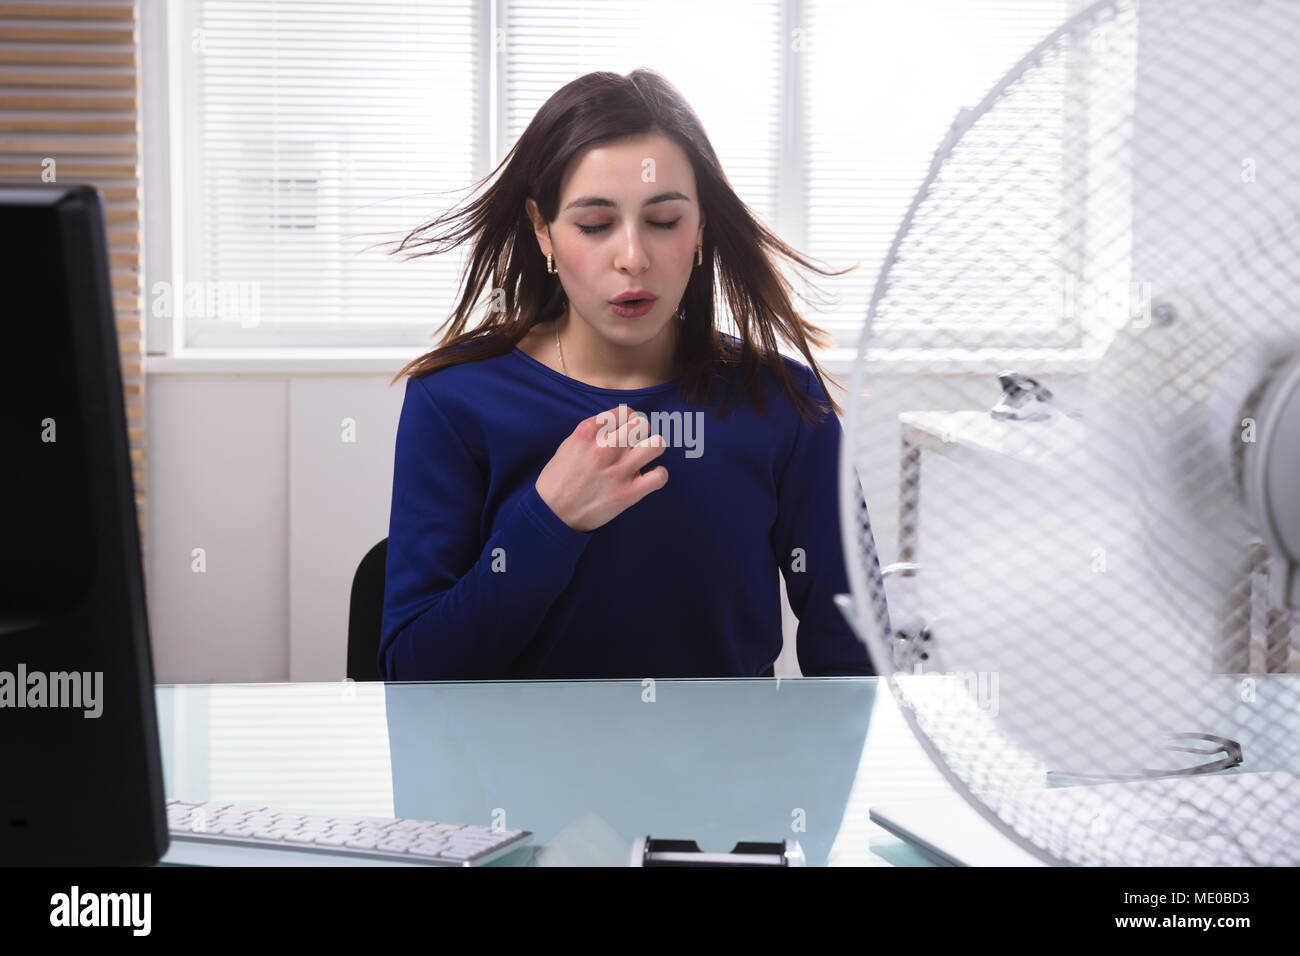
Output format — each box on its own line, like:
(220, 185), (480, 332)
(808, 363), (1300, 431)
(841, 0), (1300, 866)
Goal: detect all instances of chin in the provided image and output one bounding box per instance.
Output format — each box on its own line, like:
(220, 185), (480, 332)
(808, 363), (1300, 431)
(597, 309), (669, 337)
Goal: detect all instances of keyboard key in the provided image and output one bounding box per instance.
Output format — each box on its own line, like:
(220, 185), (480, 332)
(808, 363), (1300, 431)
(437, 847), (478, 861)
(407, 844), (451, 858)
(457, 834), (504, 846)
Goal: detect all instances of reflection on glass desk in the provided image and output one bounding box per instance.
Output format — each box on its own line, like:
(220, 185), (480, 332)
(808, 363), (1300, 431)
(154, 677), (982, 867)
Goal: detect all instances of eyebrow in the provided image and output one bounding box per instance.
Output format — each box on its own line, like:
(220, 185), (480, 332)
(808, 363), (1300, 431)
(563, 191), (692, 212)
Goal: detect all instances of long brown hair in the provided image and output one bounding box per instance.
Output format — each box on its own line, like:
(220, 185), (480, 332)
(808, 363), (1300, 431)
(386, 69), (856, 424)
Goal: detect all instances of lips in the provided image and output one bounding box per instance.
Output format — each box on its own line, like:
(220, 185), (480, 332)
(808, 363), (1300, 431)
(611, 291), (657, 305)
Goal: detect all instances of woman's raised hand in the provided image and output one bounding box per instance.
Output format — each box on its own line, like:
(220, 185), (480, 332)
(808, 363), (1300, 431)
(534, 405), (668, 533)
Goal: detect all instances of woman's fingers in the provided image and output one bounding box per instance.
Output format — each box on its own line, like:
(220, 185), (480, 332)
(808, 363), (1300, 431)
(622, 433), (668, 474)
(598, 409), (668, 477)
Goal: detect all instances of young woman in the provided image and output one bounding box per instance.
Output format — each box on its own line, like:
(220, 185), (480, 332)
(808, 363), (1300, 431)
(378, 69), (887, 680)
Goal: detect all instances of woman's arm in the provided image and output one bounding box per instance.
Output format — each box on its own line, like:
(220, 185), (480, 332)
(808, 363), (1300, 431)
(773, 365), (881, 677)
(379, 376), (592, 680)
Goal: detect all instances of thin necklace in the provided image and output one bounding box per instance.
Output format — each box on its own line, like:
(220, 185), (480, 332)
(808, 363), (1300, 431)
(556, 319), (685, 382)
(554, 321), (567, 376)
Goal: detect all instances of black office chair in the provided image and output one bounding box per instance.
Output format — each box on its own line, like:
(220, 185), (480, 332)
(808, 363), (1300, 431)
(347, 538), (388, 681)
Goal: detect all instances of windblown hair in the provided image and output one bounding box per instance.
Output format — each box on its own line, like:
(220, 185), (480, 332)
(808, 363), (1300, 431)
(387, 69), (857, 424)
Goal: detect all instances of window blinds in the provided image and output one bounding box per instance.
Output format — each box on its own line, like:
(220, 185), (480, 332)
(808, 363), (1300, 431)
(177, 0), (482, 346)
(0, 0), (148, 569)
(804, 0), (1073, 349)
(178, 0), (1078, 350)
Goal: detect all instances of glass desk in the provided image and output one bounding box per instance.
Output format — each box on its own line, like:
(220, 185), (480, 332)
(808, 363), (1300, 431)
(154, 677), (976, 866)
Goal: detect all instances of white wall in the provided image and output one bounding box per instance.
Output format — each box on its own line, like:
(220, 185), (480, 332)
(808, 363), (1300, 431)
(146, 373), (405, 682)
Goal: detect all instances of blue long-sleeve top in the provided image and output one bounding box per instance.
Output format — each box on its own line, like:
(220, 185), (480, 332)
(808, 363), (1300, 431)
(378, 335), (884, 680)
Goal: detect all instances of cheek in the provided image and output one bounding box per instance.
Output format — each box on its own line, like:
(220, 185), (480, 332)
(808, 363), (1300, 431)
(675, 229), (697, 266)
(557, 239), (599, 285)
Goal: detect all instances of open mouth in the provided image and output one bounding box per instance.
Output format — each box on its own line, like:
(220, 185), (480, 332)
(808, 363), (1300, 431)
(612, 293), (657, 306)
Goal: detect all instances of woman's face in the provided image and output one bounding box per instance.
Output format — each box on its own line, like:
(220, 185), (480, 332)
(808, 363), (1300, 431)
(528, 131), (705, 345)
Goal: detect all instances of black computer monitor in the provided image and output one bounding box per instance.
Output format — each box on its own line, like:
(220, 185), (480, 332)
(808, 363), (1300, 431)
(0, 183), (167, 865)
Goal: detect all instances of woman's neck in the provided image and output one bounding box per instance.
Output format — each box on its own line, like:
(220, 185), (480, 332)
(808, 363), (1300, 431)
(553, 308), (680, 390)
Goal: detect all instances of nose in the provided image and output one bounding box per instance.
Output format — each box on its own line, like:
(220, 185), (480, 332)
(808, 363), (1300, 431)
(613, 223), (650, 274)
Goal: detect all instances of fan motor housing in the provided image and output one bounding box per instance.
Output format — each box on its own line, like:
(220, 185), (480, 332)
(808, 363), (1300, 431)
(1242, 351), (1300, 609)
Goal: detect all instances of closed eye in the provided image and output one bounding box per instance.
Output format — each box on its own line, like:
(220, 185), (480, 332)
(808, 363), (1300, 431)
(577, 219), (680, 235)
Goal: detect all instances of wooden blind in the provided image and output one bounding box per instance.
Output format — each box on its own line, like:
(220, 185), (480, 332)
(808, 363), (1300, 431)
(0, 0), (147, 574)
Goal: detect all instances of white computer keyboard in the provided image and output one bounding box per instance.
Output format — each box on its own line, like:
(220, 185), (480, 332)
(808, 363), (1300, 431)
(166, 799), (532, 866)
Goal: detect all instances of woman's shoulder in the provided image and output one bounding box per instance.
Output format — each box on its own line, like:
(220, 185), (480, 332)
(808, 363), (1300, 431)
(403, 336), (516, 399)
(714, 333), (818, 400)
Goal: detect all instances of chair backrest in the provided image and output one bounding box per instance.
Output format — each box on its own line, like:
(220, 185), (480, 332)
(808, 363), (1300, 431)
(347, 538), (388, 681)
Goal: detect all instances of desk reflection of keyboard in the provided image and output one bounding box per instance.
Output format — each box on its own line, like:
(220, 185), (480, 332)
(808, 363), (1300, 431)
(167, 799), (532, 866)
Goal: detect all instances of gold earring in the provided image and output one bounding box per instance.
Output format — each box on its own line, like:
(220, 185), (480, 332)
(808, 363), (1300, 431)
(546, 253), (555, 275)
(695, 242), (702, 266)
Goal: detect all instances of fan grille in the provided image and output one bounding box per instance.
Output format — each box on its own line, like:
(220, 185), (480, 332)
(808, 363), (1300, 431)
(842, 0), (1300, 866)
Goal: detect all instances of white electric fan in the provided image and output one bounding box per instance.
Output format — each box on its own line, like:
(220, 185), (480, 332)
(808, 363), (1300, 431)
(839, 0), (1300, 866)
